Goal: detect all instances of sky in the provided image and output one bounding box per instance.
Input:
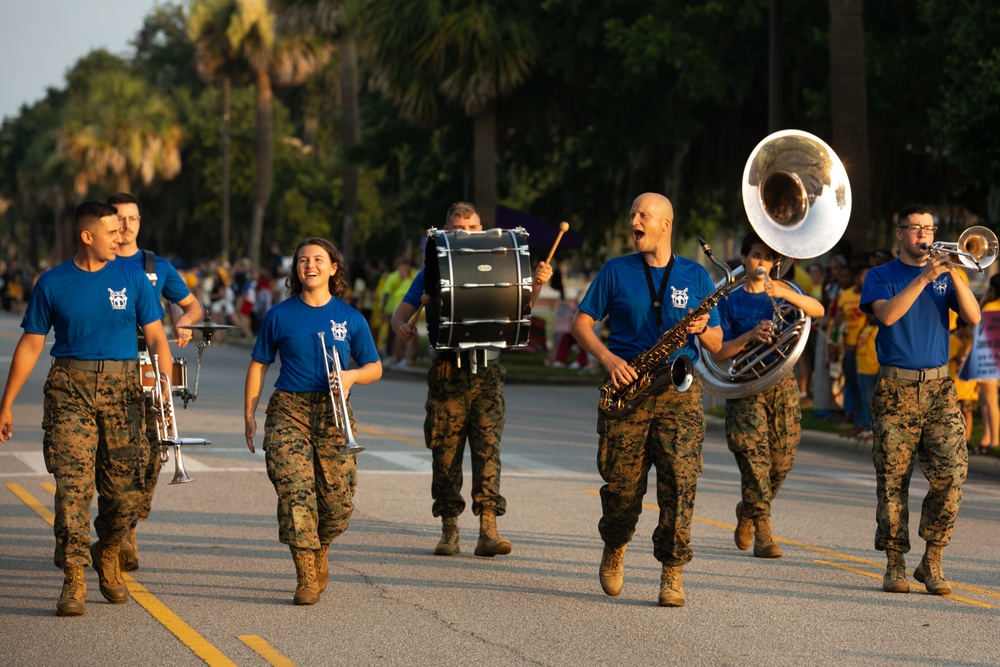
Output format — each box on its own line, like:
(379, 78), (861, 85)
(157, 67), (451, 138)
(0, 0), (161, 122)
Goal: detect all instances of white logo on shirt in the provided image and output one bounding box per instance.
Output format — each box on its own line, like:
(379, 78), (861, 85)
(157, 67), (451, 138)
(108, 287), (128, 310)
(330, 320), (348, 342)
(933, 277), (948, 294)
(671, 286), (689, 309)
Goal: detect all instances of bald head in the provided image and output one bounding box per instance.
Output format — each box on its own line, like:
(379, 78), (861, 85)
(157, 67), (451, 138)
(631, 193), (673, 223)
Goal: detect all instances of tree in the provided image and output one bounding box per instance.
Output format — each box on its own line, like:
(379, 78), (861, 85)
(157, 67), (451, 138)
(366, 0), (541, 228)
(58, 70), (182, 196)
(829, 0), (872, 249)
(189, 0), (330, 267)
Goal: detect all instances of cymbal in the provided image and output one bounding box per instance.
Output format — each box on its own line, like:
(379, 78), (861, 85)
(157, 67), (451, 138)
(179, 320), (237, 332)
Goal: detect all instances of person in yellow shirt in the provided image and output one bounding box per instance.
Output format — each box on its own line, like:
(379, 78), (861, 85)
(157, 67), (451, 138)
(976, 274), (1000, 454)
(855, 310), (879, 441)
(949, 318), (977, 451)
(836, 264), (866, 437)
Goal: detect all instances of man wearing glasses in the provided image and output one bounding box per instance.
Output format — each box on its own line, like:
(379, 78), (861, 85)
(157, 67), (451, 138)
(107, 193), (203, 572)
(860, 204), (980, 596)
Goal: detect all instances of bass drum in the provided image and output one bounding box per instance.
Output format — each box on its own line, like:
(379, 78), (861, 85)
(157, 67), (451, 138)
(424, 227), (533, 350)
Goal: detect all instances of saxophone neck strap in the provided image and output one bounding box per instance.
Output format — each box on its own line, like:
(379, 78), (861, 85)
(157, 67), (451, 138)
(642, 253), (676, 332)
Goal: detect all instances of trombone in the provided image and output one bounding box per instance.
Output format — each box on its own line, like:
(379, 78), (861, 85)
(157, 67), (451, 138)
(921, 225), (999, 274)
(149, 353), (211, 484)
(318, 326), (364, 455)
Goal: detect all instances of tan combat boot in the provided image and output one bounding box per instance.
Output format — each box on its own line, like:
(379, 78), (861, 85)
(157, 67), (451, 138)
(734, 501), (753, 551)
(433, 516), (460, 556)
(752, 515), (783, 559)
(913, 544), (952, 596)
(315, 544), (330, 593)
(598, 544), (626, 596)
(658, 565), (685, 607)
(292, 550), (319, 605)
(90, 540), (128, 604)
(474, 510), (512, 557)
(119, 527), (139, 572)
(56, 565), (87, 617)
(882, 549), (909, 593)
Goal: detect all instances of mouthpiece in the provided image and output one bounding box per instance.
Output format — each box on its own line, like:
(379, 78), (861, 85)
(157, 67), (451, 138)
(755, 267), (767, 276)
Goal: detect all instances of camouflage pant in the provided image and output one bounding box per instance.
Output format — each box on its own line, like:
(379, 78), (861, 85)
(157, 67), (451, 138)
(724, 372), (800, 518)
(871, 375), (967, 553)
(132, 396), (163, 524)
(596, 375), (705, 566)
(42, 364), (147, 568)
(263, 390), (358, 550)
(423, 357), (506, 518)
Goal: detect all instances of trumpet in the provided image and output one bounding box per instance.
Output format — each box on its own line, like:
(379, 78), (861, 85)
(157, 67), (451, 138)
(318, 326), (364, 455)
(921, 225), (999, 274)
(149, 353), (211, 484)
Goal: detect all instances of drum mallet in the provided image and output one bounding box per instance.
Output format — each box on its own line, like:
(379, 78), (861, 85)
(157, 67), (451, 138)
(409, 294), (430, 325)
(545, 222), (570, 265)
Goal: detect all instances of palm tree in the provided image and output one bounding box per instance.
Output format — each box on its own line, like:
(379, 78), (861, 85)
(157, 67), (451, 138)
(189, 0), (330, 267)
(58, 71), (182, 195)
(279, 0), (363, 260)
(366, 0), (540, 228)
(829, 0), (871, 247)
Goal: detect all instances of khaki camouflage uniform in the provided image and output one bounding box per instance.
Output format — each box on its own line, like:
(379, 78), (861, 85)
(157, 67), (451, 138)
(871, 375), (967, 553)
(263, 389), (358, 550)
(423, 356), (506, 519)
(42, 363), (147, 568)
(135, 396), (163, 521)
(596, 375), (705, 566)
(724, 372), (801, 519)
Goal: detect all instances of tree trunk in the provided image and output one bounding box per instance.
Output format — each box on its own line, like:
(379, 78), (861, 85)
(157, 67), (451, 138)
(473, 106), (498, 229)
(221, 76), (232, 264)
(250, 68), (274, 269)
(768, 0), (782, 132)
(340, 24), (360, 260)
(829, 0), (871, 255)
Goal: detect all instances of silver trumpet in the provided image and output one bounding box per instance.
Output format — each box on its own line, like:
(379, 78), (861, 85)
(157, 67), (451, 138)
(921, 225), (999, 274)
(149, 353), (211, 484)
(318, 327), (364, 455)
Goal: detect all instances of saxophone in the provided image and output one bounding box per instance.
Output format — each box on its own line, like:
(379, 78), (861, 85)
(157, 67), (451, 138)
(598, 241), (746, 418)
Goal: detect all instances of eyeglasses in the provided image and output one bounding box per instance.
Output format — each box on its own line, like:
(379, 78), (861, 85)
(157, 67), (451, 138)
(897, 224), (937, 235)
(118, 215), (140, 227)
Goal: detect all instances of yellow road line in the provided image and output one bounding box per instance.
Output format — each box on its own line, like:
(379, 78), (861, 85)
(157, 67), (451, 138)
(5, 482), (238, 667)
(357, 424), (422, 447)
(814, 559), (994, 609)
(238, 635), (298, 667)
(583, 488), (1000, 605)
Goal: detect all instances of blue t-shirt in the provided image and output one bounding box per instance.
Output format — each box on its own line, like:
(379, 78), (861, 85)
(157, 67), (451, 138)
(251, 295), (380, 393)
(577, 253), (720, 363)
(718, 287), (779, 339)
(22, 258), (165, 360)
(118, 250), (192, 304)
(859, 258), (958, 369)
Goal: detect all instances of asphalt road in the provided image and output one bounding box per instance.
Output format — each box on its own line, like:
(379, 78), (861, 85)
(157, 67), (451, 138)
(0, 311), (998, 667)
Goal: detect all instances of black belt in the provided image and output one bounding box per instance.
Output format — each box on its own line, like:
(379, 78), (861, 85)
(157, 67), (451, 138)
(878, 364), (949, 382)
(53, 358), (136, 373)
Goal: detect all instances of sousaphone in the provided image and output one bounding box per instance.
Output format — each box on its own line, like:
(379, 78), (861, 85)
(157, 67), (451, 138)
(696, 129), (852, 399)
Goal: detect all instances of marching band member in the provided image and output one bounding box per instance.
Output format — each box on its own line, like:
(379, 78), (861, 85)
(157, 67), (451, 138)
(861, 205), (980, 595)
(108, 192), (204, 572)
(571, 192), (720, 607)
(391, 202), (551, 559)
(0, 200), (170, 616)
(244, 237), (381, 605)
(712, 231), (824, 559)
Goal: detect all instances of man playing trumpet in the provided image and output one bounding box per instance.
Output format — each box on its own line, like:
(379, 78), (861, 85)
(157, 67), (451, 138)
(860, 205), (980, 596)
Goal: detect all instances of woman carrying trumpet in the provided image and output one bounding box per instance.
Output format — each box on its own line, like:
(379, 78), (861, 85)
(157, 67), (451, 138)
(244, 237), (382, 605)
(712, 231), (824, 560)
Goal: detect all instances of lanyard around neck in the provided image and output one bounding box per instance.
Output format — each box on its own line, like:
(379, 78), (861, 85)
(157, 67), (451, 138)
(642, 254), (676, 331)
